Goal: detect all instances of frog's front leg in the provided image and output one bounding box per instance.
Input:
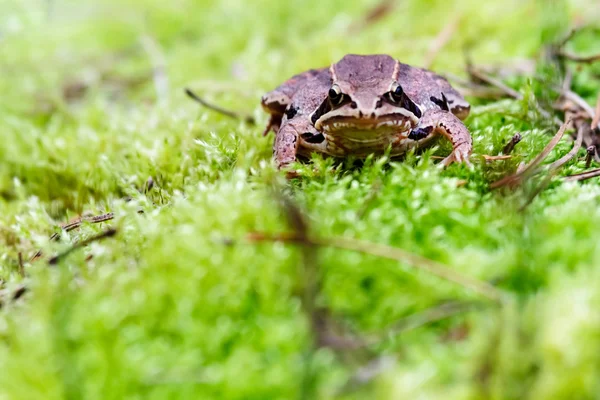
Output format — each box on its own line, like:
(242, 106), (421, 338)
(273, 124), (300, 170)
(408, 109), (472, 166)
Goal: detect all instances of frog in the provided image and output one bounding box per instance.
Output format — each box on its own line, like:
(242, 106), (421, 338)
(261, 53), (472, 170)
(310, 54), (472, 166)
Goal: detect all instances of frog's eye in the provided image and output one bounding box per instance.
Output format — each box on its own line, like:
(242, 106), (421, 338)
(328, 84), (344, 105)
(388, 82), (404, 103)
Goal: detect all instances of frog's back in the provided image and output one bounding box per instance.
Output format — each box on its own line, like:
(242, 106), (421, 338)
(262, 68), (329, 113)
(290, 69), (332, 112)
(397, 63), (470, 120)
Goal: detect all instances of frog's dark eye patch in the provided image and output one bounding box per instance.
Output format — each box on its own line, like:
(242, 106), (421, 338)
(285, 106), (298, 119)
(311, 98), (333, 124)
(430, 93), (450, 111)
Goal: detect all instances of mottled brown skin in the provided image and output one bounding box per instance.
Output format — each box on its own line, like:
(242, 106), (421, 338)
(261, 68), (328, 136)
(262, 54), (472, 171)
(273, 69), (332, 169)
(312, 54), (472, 166)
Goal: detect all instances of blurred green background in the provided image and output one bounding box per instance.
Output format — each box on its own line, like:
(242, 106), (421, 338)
(1, 0), (600, 399)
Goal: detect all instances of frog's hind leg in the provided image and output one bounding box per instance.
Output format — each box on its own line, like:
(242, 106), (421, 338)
(273, 124), (300, 169)
(409, 109), (472, 167)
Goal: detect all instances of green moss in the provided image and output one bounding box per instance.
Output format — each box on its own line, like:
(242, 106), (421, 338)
(1, 0), (600, 398)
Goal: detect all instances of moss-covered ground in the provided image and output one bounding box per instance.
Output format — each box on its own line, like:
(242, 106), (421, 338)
(1, 0), (600, 398)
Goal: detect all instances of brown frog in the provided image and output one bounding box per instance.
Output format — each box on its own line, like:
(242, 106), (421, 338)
(262, 54), (472, 170)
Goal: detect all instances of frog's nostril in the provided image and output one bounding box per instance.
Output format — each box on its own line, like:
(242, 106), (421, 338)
(350, 102), (358, 109)
(371, 112), (376, 118)
(375, 99), (383, 108)
(358, 110), (363, 117)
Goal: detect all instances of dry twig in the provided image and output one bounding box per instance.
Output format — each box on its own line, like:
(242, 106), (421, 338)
(558, 50), (600, 64)
(564, 167), (600, 182)
(31, 212), (115, 261)
(585, 145), (596, 168)
(184, 88), (255, 124)
(350, 0), (395, 31)
(17, 252), (24, 277)
(558, 88), (596, 120)
(592, 94), (600, 131)
(0, 285), (27, 309)
(466, 65), (523, 100)
(518, 127), (582, 211)
(502, 133), (522, 155)
(490, 121), (570, 189)
(548, 125), (584, 170)
(482, 155), (512, 162)
(380, 301), (479, 339)
(48, 228), (117, 265)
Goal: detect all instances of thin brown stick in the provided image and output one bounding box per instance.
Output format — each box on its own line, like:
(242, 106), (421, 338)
(48, 228), (117, 265)
(490, 121), (569, 189)
(50, 212), (115, 241)
(0, 285), (28, 309)
(557, 26), (581, 48)
(17, 252), (24, 277)
(350, 0), (395, 30)
(585, 146), (596, 168)
(564, 167), (600, 182)
(423, 15), (461, 69)
(592, 94), (600, 131)
(482, 155), (512, 162)
(558, 50), (600, 64)
(466, 66), (523, 100)
(558, 88), (596, 120)
(184, 88), (255, 124)
(30, 249), (43, 262)
(379, 301), (479, 338)
(273, 192), (367, 353)
(247, 233), (504, 302)
(548, 124), (583, 170)
(502, 133), (522, 155)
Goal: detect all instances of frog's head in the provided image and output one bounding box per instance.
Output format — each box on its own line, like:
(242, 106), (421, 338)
(311, 54), (420, 139)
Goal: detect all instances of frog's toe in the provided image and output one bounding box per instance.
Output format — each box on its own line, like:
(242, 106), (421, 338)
(285, 169), (301, 179)
(439, 139), (472, 167)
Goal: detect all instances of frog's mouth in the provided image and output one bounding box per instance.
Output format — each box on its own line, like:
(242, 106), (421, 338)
(318, 113), (415, 136)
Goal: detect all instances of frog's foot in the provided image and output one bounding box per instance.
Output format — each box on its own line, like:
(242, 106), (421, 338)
(273, 124), (300, 170)
(284, 169), (301, 179)
(410, 109), (472, 167)
(440, 140), (471, 167)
